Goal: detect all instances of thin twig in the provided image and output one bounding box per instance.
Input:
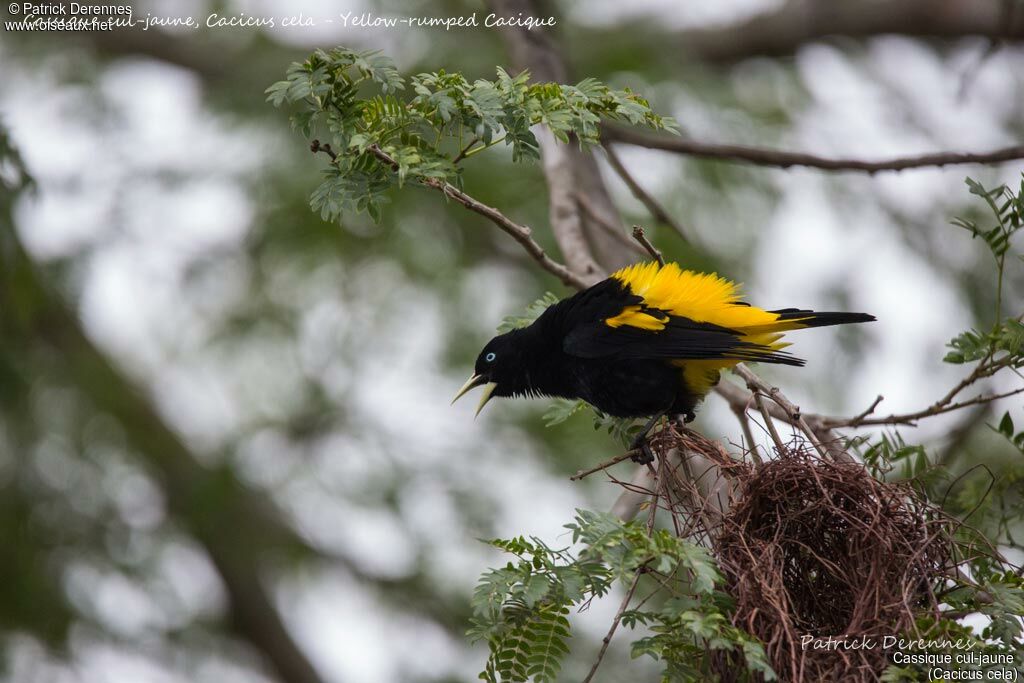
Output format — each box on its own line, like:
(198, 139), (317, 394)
(730, 400), (764, 466)
(603, 124), (1024, 174)
(733, 365), (832, 460)
(603, 145), (691, 243)
(366, 144), (591, 290)
(753, 391), (787, 455)
(452, 136), (480, 164)
(822, 386), (1024, 428)
(580, 565), (641, 683)
(849, 394), (885, 424)
(718, 353), (1021, 438)
(822, 355), (1021, 428)
(716, 380), (791, 424)
(631, 226), (665, 265)
(570, 448), (642, 480)
(717, 379), (845, 460)
(582, 491), (658, 683)
(310, 139), (337, 161)
(609, 465), (657, 521)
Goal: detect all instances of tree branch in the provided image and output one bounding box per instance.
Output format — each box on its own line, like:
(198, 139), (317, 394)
(581, 565), (642, 683)
(604, 124), (1024, 174)
(489, 0), (634, 273)
(716, 380), (794, 426)
(718, 354), (1022, 447)
(724, 366), (857, 462)
(821, 386), (1024, 428)
(582, 490), (657, 683)
(314, 141), (589, 288)
(570, 448), (643, 481)
(365, 144), (591, 290)
(665, 0), (1023, 65)
(310, 139), (337, 160)
(848, 394), (885, 424)
(603, 145), (692, 243)
(631, 226), (665, 265)
(729, 398), (764, 466)
(452, 136), (480, 165)
(732, 365), (833, 457)
(752, 390), (789, 455)
(821, 355), (1022, 428)
(535, 127), (606, 281)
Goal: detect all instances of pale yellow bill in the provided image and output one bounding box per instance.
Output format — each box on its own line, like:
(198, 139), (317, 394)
(451, 374), (498, 417)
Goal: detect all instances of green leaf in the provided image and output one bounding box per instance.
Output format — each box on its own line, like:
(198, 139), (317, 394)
(998, 411), (1014, 437)
(679, 544), (722, 594)
(522, 574), (549, 607)
(523, 609), (571, 682)
(542, 399), (587, 427)
(498, 292), (560, 332)
(742, 640), (777, 681)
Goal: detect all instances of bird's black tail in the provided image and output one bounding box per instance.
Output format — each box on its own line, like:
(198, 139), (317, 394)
(770, 308), (876, 328)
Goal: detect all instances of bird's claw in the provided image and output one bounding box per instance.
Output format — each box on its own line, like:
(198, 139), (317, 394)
(629, 436), (656, 465)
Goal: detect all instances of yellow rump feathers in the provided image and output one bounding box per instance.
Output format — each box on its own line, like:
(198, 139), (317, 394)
(605, 305), (668, 330)
(611, 262), (781, 331)
(609, 262), (802, 394)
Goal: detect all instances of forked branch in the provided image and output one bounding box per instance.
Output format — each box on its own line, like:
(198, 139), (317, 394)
(821, 355), (1022, 428)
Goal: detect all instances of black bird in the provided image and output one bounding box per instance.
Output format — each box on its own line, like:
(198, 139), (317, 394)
(452, 262), (874, 460)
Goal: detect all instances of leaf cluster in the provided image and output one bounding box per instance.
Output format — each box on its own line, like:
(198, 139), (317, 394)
(859, 432), (930, 481)
(951, 176), (1024, 322)
(945, 177), (1024, 369)
(497, 292), (561, 333)
(468, 510), (774, 682)
(267, 47), (676, 224)
(943, 318), (1024, 366)
(952, 176), (1024, 265)
(627, 596), (776, 683)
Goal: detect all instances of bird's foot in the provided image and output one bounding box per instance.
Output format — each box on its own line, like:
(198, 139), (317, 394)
(683, 410), (696, 423)
(629, 435), (656, 465)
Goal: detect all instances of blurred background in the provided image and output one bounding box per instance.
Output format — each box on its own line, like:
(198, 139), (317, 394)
(1, 0), (1023, 681)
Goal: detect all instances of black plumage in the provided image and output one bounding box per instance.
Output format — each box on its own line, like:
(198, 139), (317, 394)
(453, 262), (874, 427)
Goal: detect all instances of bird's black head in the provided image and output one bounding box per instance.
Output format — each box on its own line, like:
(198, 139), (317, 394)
(474, 331), (531, 396)
(451, 329), (534, 416)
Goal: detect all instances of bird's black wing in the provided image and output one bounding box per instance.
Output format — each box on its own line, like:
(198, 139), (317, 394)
(563, 316), (802, 365)
(554, 280), (801, 365)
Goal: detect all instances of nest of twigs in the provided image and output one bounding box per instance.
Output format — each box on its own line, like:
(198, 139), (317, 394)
(649, 427), (955, 682)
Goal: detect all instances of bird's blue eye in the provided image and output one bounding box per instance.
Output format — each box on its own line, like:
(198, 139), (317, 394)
(485, 352), (496, 362)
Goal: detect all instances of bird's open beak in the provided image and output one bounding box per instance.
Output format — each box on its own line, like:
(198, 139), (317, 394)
(451, 374), (498, 417)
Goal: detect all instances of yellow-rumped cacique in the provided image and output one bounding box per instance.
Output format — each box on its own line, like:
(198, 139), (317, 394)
(452, 261), (874, 461)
